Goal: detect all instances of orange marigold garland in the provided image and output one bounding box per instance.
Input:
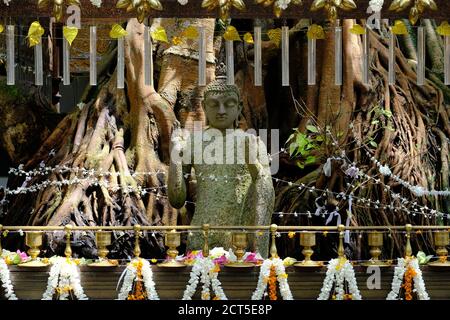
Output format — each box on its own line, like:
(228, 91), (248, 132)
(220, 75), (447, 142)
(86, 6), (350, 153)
(268, 265), (277, 300)
(127, 259), (147, 300)
(387, 257), (429, 300)
(402, 266), (417, 301)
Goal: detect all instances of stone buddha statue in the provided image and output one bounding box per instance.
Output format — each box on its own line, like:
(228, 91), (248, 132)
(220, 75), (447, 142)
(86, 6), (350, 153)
(168, 73), (274, 258)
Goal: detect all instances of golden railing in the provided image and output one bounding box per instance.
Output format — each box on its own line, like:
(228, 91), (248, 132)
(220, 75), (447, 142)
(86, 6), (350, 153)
(0, 224), (449, 268)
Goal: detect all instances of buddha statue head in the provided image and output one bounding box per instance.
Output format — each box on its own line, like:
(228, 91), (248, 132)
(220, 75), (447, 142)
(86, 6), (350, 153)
(202, 65), (242, 130)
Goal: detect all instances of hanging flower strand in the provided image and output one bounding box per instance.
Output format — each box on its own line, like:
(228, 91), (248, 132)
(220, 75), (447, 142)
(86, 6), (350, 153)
(37, 0), (81, 22)
(0, 256), (18, 300)
(251, 258), (293, 300)
(116, 0), (163, 24)
(117, 258), (159, 300)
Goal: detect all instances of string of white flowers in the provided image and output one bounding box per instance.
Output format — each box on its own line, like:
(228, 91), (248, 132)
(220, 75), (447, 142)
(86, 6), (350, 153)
(350, 124), (450, 198)
(317, 258), (362, 300)
(386, 257), (430, 300)
(182, 257), (227, 300)
(251, 258), (293, 300)
(0, 257), (18, 300)
(90, 0), (102, 7)
(42, 257), (88, 300)
(117, 258), (159, 300)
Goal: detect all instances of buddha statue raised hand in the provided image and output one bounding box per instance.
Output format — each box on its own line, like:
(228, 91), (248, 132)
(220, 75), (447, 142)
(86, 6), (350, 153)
(168, 74), (274, 258)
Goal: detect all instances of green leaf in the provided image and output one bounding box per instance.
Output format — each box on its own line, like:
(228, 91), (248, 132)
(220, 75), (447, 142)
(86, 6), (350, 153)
(296, 133), (308, 149)
(369, 140), (378, 148)
(306, 125), (319, 133)
(296, 161), (305, 169)
(371, 120), (380, 125)
(305, 155), (316, 165)
(12, 253), (21, 265)
(315, 135), (324, 142)
(337, 131), (344, 138)
(417, 251), (433, 264)
(289, 143), (297, 156)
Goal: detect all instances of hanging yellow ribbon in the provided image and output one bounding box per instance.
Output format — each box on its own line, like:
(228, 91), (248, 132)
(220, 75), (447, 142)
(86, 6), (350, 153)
(267, 28), (282, 47)
(391, 20), (408, 35)
(63, 26), (78, 46)
(151, 26), (169, 43)
(182, 26), (199, 39)
(0, 25), (4, 33)
(349, 23), (366, 35)
(243, 32), (254, 44)
(437, 21), (450, 36)
(307, 24), (325, 40)
(27, 21), (45, 47)
(223, 26), (241, 41)
(109, 24), (128, 39)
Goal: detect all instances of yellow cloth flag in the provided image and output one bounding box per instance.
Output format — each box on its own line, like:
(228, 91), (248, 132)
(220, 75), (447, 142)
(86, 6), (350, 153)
(437, 21), (450, 36)
(63, 26), (78, 46)
(391, 20), (408, 35)
(182, 26), (199, 39)
(151, 26), (169, 43)
(307, 24), (325, 40)
(223, 26), (241, 41)
(268, 28), (282, 47)
(243, 32), (254, 44)
(27, 21), (45, 47)
(109, 24), (128, 39)
(350, 24), (366, 35)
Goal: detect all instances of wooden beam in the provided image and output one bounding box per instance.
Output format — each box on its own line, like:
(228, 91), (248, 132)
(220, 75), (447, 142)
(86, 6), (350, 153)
(0, 0), (449, 20)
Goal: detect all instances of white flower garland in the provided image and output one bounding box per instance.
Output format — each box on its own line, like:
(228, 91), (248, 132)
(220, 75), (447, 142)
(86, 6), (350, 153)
(0, 258), (18, 300)
(251, 258), (293, 300)
(318, 258), (362, 300)
(386, 257), (430, 300)
(182, 257), (227, 300)
(42, 257), (88, 300)
(117, 258), (159, 300)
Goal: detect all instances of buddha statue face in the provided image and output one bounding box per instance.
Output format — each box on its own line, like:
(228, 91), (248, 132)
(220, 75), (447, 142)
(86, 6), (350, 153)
(202, 79), (242, 130)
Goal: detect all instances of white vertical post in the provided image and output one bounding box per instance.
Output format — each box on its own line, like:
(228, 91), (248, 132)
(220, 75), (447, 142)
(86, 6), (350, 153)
(117, 37), (125, 89)
(34, 39), (43, 86)
(6, 25), (15, 86)
(63, 37), (71, 85)
(417, 26), (425, 86)
(226, 40), (234, 85)
(144, 25), (154, 87)
(198, 26), (206, 86)
(445, 36), (450, 85)
(334, 26), (342, 86)
(362, 29), (370, 85)
(388, 27), (395, 85)
(90, 26), (97, 86)
(254, 26), (262, 86)
(308, 37), (316, 85)
(281, 26), (289, 86)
